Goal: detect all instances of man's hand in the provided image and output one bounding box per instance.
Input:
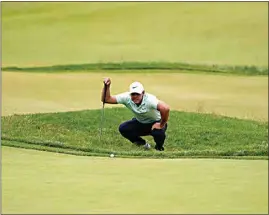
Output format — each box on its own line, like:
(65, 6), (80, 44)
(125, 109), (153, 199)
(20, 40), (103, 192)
(103, 77), (111, 86)
(151, 122), (165, 130)
(101, 77), (117, 104)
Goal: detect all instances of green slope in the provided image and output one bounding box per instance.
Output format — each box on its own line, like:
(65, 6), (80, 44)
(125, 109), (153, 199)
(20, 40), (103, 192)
(2, 108), (268, 159)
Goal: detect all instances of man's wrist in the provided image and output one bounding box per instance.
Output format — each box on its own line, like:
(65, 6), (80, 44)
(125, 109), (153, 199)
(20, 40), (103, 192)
(160, 121), (166, 127)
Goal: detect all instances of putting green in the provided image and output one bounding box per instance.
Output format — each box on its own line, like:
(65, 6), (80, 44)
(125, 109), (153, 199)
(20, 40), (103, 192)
(2, 2), (268, 67)
(2, 146), (268, 214)
(2, 72), (268, 121)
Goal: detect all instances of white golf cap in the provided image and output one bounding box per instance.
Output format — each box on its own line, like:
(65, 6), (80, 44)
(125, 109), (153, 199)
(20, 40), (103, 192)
(129, 81), (144, 94)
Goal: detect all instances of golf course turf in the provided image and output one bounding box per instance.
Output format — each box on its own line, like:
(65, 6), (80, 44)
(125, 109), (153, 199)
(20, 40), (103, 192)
(2, 146), (268, 214)
(2, 2), (268, 214)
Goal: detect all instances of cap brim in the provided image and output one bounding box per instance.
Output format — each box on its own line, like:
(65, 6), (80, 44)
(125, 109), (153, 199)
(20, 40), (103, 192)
(130, 89), (143, 94)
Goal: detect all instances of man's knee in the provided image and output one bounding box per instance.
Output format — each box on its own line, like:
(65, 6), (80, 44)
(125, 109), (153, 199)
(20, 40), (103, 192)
(118, 123), (125, 134)
(119, 122), (131, 134)
(151, 128), (166, 138)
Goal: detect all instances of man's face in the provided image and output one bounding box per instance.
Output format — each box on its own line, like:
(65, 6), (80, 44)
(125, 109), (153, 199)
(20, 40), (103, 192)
(131, 92), (143, 104)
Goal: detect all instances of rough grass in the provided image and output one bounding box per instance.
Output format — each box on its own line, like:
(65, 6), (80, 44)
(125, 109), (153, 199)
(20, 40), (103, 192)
(2, 2), (268, 67)
(2, 108), (268, 159)
(2, 62), (268, 76)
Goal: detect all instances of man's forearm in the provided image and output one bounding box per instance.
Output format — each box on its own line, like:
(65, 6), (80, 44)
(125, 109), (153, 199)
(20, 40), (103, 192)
(160, 108), (170, 127)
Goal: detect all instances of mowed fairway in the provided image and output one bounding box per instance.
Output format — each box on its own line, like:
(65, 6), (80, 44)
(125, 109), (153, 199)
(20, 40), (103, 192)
(2, 146), (268, 214)
(2, 71), (268, 121)
(2, 2), (268, 67)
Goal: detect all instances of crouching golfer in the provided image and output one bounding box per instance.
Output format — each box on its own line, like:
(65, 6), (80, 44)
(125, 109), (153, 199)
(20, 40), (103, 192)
(101, 77), (170, 151)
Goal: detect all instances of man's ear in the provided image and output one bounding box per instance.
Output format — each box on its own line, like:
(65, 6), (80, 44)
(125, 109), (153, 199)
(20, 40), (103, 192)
(142, 90), (145, 95)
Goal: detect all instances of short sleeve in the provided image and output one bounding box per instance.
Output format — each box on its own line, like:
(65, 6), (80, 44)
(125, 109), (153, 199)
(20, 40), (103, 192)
(115, 92), (129, 105)
(147, 95), (159, 110)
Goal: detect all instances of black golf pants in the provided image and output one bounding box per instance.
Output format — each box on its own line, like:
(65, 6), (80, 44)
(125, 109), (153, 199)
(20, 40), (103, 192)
(118, 118), (167, 149)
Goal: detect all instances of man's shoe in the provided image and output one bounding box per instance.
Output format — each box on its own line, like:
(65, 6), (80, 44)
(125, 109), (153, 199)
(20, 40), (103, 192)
(144, 143), (151, 150)
(154, 145), (164, 151)
(134, 141), (151, 150)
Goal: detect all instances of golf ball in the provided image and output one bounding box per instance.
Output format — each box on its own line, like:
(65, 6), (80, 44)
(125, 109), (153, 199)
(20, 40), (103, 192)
(110, 153), (115, 158)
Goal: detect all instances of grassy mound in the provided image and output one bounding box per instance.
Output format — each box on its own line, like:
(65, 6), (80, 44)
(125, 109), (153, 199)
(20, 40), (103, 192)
(2, 108), (268, 159)
(2, 62), (268, 76)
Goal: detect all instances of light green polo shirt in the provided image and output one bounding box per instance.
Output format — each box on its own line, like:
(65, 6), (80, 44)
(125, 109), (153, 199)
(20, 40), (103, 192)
(115, 92), (161, 124)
